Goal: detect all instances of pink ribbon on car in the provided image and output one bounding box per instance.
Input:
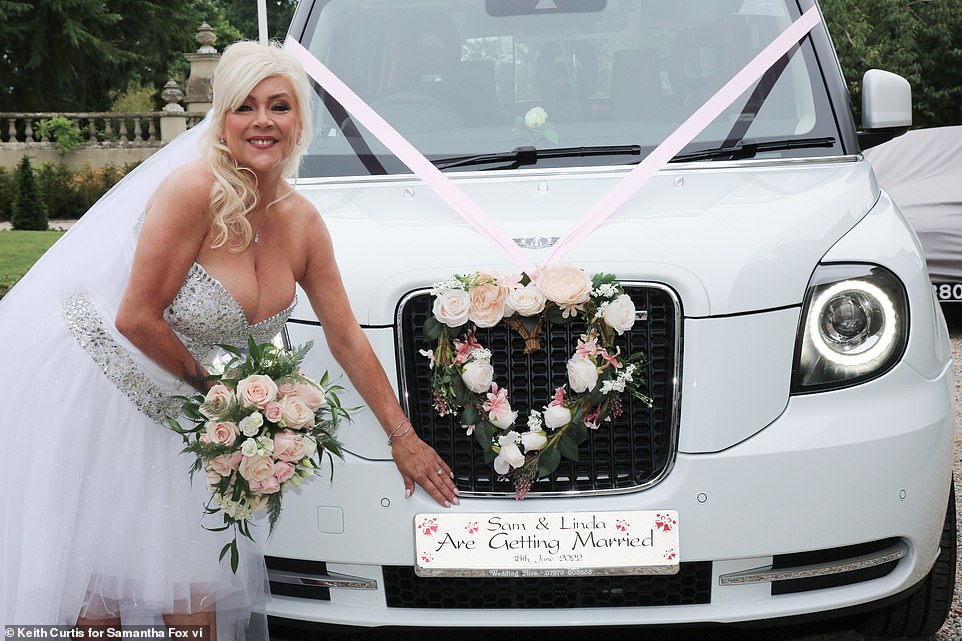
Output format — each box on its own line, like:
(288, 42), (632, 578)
(284, 6), (822, 275)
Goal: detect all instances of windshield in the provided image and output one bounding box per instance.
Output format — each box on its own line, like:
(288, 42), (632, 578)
(298, 0), (840, 177)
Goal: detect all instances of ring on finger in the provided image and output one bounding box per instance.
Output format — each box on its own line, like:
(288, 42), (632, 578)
(435, 468), (445, 476)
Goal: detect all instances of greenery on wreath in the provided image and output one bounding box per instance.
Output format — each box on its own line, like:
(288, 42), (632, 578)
(421, 265), (652, 499)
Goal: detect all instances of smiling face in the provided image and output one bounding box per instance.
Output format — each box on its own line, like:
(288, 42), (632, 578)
(220, 75), (301, 180)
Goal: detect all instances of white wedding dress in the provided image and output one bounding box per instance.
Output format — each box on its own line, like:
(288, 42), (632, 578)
(0, 119), (276, 639)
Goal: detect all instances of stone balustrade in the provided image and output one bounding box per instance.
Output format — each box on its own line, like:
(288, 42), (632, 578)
(0, 112), (206, 147)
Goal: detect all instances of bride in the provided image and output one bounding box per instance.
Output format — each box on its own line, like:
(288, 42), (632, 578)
(0, 41), (458, 637)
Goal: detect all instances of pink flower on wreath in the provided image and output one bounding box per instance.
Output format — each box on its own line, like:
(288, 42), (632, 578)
(549, 386), (567, 407)
(453, 330), (482, 364)
(599, 346), (623, 370)
(482, 383), (511, 415)
(576, 333), (601, 358)
(467, 272), (511, 328)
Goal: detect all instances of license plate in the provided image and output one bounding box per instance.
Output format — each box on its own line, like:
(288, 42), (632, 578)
(413, 510), (680, 577)
(933, 282), (962, 302)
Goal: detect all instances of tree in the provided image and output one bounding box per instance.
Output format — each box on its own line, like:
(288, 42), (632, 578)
(819, 0), (962, 128)
(11, 157), (49, 231)
(0, 0), (198, 112)
(218, 0), (297, 43)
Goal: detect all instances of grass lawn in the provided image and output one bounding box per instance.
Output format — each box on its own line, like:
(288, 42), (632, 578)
(0, 230), (64, 297)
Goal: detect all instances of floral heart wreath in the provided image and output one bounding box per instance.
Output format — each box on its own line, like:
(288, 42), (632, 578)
(421, 264), (652, 499)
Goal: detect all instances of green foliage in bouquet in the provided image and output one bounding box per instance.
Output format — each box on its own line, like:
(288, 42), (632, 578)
(168, 337), (352, 572)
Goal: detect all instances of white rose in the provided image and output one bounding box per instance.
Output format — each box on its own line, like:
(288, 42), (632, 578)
(461, 359), (494, 394)
(238, 412), (264, 437)
(567, 355), (599, 393)
(489, 405), (518, 430)
(602, 293), (636, 335)
(240, 438), (259, 457)
(433, 288), (471, 328)
(520, 429), (547, 452)
(524, 106), (548, 128)
(536, 265), (592, 314)
(493, 431), (526, 474)
(542, 405), (572, 430)
(505, 284), (547, 317)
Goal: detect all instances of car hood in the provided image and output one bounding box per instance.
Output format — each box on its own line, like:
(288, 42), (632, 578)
(293, 158), (877, 323)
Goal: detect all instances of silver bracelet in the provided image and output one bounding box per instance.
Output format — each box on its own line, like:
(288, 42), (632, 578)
(387, 418), (412, 446)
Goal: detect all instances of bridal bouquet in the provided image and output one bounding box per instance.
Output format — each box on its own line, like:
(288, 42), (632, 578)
(168, 337), (349, 571)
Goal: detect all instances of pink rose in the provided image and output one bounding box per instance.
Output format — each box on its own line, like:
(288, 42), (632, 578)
(209, 451), (243, 476)
(292, 382), (326, 411)
(274, 429), (306, 462)
(467, 272), (510, 328)
(249, 475), (281, 494)
(277, 381), (298, 396)
(536, 265), (592, 317)
(236, 374), (278, 409)
(277, 395), (314, 429)
(238, 453), (275, 482)
(205, 470), (223, 492)
(264, 401), (283, 423)
(205, 420), (240, 446)
(273, 461), (296, 483)
(201, 383), (234, 418)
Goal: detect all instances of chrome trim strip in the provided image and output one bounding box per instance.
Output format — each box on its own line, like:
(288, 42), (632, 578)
(718, 542), (907, 586)
(268, 568), (378, 590)
(295, 155), (861, 187)
(395, 281), (683, 499)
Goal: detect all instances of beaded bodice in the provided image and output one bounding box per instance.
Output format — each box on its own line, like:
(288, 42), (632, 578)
(65, 262), (296, 422)
(165, 263), (296, 362)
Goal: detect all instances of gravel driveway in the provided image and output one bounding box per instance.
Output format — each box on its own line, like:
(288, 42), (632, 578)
(273, 306), (962, 641)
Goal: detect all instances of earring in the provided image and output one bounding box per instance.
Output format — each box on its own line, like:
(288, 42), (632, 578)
(218, 137), (226, 144)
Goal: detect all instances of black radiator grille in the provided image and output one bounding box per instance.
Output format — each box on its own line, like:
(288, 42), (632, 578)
(383, 563), (712, 608)
(397, 284), (680, 495)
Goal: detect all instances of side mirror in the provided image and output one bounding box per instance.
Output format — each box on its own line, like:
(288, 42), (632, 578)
(858, 69), (912, 149)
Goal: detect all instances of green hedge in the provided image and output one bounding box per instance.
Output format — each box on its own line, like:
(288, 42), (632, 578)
(0, 161), (136, 222)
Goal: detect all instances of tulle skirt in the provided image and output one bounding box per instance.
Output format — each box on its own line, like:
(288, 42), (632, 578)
(0, 301), (269, 639)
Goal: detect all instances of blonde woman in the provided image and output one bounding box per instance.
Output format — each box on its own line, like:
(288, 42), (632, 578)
(0, 41), (457, 637)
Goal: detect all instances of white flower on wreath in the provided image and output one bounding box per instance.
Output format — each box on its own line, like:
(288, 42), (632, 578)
(461, 358), (495, 394)
(493, 431), (525, 474)
(567, 354), (599, 393)
(433, 288), (471, 328)
(602, 293), (637, 335)
(505, 283), (547, 317)
(520, 429), (547, 452)
(542, 404), (572, 430)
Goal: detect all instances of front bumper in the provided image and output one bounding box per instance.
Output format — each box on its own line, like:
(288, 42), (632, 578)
(263, 351), (954, 628)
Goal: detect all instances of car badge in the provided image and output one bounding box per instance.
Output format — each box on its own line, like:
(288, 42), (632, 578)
(513, 236), (560, 249)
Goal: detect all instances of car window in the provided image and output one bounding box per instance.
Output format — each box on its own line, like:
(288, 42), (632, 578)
(299, 0), (840, 176)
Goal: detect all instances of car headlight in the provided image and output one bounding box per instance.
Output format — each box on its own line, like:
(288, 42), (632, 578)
(792, 264), (908, 393)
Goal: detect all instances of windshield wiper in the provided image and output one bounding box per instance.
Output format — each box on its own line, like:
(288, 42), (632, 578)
(433, 145), (642, 170)
(669, 136), (837, 163)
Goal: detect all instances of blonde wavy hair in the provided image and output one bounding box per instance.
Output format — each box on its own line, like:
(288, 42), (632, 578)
(204, 41), (314, 252)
